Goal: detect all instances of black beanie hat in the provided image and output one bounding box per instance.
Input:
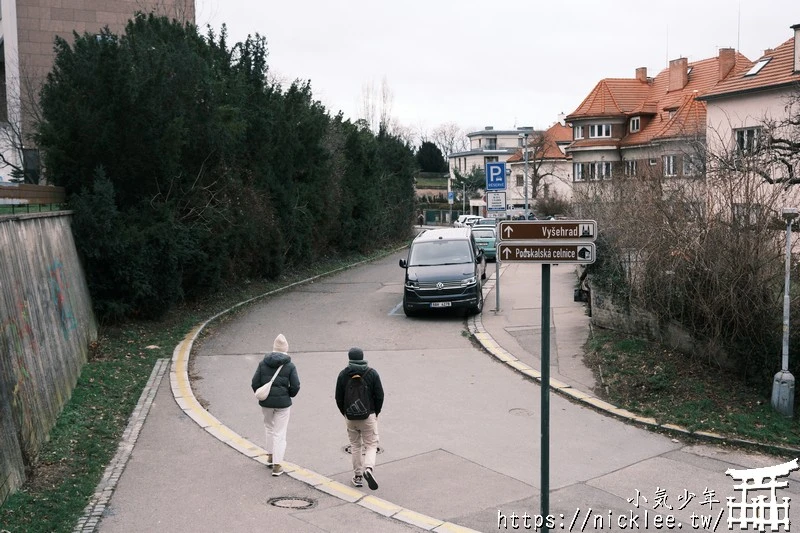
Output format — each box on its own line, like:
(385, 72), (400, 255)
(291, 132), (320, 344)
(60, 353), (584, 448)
(348, 347), (364, 360)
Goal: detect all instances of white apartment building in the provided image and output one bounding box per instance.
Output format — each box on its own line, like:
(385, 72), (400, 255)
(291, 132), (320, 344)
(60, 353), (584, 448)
(447, 126), (535, 215)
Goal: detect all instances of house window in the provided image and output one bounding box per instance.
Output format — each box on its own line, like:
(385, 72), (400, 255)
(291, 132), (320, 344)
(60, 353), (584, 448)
(682, 155), (701, 176)
(574, 126), (584, 140)
(485, 137), (497, 150)
(484, 156), (498, 167)
(663, 155), (677, 177)
(630, 117), (640, 133)
(735, 127), (762, 154)
(744, 58), (771, 76)
(599, 162), (612, 180)
(589, 124), (611, 138)
(516, 174), (524, 187)
(733, 203), (766, 227)
(573, 163), (584, 182)
(587, 162), (612, 180)
(624, 160), (637, 176)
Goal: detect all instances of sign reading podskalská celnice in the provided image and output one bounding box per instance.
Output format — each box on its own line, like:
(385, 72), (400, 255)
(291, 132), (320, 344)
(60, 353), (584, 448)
(497, 220), (597, 264)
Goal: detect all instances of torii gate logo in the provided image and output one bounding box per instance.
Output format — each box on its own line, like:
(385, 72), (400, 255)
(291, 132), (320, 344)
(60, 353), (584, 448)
(726, 459), (799, 531)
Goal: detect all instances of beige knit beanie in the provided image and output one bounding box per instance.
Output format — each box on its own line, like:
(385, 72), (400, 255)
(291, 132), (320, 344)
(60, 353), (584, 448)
(273, 334), (288, 353)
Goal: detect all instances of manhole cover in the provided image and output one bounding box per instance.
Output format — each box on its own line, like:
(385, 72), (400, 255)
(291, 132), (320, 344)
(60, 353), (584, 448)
(267, 496), (317, 509)
(343, 444), (384, 455)
(509, 408), (534, 417)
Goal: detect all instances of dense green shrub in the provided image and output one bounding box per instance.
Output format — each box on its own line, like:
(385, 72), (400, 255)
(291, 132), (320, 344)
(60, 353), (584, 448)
(38, 14), (416, 321)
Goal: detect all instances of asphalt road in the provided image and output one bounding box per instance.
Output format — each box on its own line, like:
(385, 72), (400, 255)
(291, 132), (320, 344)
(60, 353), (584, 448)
(98, 249), (800, 532)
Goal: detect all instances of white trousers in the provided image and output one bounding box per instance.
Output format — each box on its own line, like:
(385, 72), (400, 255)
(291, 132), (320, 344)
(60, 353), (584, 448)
(261, 406), (291, 464)
(346, 413), (379, 476)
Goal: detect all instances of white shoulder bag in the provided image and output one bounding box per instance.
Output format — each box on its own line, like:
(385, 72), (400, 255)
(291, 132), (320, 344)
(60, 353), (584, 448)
(254, 364), (284, 401)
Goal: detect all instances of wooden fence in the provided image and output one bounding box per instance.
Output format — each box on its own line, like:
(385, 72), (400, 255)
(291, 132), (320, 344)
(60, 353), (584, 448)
(0, 183), (66, 213)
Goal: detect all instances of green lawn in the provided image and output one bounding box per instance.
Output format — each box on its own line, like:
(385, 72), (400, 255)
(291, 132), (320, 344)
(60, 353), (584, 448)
(584, 329), (800, 450)
(0, 245), (405, 533)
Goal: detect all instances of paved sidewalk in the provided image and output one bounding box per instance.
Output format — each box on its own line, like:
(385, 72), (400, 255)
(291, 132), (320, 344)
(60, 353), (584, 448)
(86, 247), (800, 533)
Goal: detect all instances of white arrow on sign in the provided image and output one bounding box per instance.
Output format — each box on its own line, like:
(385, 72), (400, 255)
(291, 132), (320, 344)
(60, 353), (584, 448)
(502, 247), (513, 259)
(503, 225), (514, 239)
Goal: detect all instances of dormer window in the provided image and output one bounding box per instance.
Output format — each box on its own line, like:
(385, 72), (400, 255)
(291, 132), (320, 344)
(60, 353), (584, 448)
(574, 125), (584, 140)
(589, 124), (611, 138)
(744, 58), (771, 76)
(630, 117), (640, 133)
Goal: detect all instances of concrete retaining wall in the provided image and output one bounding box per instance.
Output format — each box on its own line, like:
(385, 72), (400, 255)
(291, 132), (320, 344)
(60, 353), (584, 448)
(0, 211), (97, 505)
(589, 286), (732, 369)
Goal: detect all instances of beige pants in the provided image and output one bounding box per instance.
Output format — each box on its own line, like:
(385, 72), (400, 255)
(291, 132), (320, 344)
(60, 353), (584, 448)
(346, 413), (379, 476)
(262, 406), (291, 464)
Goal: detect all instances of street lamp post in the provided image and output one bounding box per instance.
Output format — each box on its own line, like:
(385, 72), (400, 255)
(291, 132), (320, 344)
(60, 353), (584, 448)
(521, 133), (529, 218)
(772, 207), (798, 417)
(462, 181), (466, 214)
(448, 177), (453, 223)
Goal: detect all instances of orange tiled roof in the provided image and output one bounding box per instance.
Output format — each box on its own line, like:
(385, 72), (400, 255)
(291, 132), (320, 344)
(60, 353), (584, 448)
(567, 79), (651, 119)
(653, 93), (707, 141)
(701, 37), (800, 99)
(569, 50), (751, 148)
(507, 122), (573, 162)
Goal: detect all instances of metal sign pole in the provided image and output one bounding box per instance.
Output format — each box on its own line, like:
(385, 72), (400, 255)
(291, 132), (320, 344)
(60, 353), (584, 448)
(495, 256), (501, 311)
(541, 263), (551, 532)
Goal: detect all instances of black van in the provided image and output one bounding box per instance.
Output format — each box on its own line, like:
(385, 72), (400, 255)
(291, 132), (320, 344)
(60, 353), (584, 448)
(398, 228), (486, 317)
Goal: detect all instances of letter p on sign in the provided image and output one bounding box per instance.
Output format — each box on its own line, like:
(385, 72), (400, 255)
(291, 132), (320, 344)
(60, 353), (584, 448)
(485, 162), (506, 191)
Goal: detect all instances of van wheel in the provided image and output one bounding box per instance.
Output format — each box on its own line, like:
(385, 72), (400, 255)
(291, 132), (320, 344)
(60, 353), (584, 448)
(470, 287), (484, 315)
(403, 300), (418, 317)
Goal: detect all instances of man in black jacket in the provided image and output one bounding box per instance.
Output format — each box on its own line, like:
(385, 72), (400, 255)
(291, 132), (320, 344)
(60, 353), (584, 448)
(335, 347), (384, 490)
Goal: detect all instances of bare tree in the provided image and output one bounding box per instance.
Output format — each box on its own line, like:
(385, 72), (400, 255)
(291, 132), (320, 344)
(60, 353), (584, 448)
(576, 132), (789, 380)
(358, 77), (398, 136)
(431, 122), (468, 159)
(0, 55), (46, 183)
(524, 130), (560, 200)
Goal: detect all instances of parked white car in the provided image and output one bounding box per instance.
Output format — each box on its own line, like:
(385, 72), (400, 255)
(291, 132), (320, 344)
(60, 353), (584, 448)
(454, 215), (480, 227)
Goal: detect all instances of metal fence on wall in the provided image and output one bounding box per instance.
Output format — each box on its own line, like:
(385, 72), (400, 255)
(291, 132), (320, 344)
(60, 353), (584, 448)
(0, 183), (66, 214)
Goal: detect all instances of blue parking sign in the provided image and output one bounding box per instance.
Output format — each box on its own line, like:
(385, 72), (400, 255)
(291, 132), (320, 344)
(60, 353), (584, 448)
(485, 162), (506, 191)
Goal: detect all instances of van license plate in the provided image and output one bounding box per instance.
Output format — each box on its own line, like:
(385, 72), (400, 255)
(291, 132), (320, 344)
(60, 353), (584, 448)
(431, 302), (452, 308)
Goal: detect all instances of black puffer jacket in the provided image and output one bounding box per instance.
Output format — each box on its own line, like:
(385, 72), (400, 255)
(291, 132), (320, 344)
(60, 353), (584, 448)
(251, 352), (300, 408)
(335, 361), (384, 417)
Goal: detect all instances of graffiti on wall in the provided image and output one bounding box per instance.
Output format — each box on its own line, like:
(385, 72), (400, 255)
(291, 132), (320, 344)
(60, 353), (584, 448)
(0, 293), (36, 405)
(49, 259), (77, 338)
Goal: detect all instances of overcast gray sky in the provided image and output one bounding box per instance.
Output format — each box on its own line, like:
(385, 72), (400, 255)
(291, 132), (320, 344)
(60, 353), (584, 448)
(195, 1), (799, 137)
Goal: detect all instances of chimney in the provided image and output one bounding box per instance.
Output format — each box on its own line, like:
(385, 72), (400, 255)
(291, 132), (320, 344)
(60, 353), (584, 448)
(718, 48), (736, 80)
(668, 57), (689, 91)
(793, 23), (800, 73)
(635, 67), (647, 82)
(485, 126), (494, 131)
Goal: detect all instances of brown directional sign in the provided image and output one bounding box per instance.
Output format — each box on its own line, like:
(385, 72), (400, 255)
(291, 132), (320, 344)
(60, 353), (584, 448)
(498, 220), (597, 242)
(498, 242), (596, 264)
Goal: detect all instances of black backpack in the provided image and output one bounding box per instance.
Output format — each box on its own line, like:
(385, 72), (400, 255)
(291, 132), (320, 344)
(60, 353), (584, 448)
(344, 369), (373, 420)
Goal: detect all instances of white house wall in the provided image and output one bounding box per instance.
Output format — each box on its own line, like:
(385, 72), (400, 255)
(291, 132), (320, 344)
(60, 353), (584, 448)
(705, 88), (800, 211)
(507, 159), (573, 204)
